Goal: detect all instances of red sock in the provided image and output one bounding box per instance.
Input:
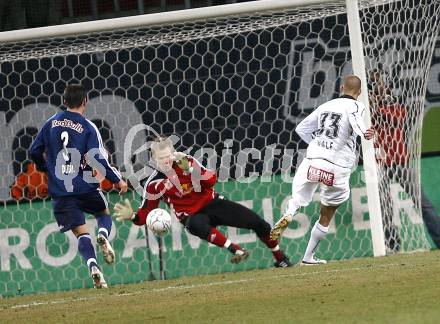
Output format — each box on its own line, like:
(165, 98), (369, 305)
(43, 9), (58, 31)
(259, 235), (278, 248)
(260, 235), (284, 261)
(206, 227), (227, 247)
(272, 249), (284, 261)
(206, 228), (242, 253)
(228, 242), (242, 254)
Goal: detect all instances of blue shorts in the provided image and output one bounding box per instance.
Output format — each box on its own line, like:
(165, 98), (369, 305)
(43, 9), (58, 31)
(52, 190), (108, 232)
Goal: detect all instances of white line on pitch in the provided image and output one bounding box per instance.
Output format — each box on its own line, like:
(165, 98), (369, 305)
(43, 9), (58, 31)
(4, 262), (399, 310)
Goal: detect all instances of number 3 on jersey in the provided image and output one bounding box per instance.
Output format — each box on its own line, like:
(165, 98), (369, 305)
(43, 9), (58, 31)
(60, 131), (74, 175)
(316, 112), (342, 139)
(61, 131), (70, 161)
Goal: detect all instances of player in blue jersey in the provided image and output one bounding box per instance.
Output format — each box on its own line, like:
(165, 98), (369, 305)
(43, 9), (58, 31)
(30, 84), (128, 288)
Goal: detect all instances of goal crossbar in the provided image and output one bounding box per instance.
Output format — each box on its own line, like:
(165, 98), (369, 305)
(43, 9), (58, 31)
(0, 0), (336, 44)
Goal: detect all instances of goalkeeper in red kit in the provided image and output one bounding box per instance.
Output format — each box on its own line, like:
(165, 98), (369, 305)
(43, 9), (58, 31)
(114, 137), (291, 267)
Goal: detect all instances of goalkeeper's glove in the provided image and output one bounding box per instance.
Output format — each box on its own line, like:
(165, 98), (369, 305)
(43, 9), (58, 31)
(173, 152), (193, 173)
(114, 199), (135, 221)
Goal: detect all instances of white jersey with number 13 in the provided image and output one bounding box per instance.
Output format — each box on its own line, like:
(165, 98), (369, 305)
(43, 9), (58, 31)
(295, 97), (368, 170)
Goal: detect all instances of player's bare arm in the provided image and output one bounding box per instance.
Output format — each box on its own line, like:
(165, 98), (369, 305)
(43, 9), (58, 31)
(364, 127), (374, 140)
(116, 179), (128, 195)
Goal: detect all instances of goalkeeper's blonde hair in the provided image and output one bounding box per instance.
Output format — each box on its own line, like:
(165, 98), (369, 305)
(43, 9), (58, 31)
(150, 136), (175, 157)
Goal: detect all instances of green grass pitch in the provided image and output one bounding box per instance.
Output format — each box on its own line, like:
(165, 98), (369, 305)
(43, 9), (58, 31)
(2, 250), (440, 323)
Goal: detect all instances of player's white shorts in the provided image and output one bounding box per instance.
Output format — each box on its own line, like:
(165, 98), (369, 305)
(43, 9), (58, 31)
(291, 158), (352, 207)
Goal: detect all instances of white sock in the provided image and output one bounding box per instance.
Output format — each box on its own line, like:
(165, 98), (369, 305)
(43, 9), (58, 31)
(285, 198), (301, 216)
(98, 227), (109, 239)
(303, 222), (329, 261)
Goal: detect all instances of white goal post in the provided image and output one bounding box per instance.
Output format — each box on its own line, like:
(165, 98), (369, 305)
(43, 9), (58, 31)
(345, 0), (385, 256)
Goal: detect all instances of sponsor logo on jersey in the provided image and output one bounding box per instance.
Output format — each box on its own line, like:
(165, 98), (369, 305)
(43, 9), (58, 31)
(51, 119), (84, 133)
(181, 183), (193, 195)
(307, 166), (334, 186)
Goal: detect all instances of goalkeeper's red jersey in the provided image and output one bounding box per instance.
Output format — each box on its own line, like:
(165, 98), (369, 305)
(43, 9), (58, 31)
(132, 156), (217, 225)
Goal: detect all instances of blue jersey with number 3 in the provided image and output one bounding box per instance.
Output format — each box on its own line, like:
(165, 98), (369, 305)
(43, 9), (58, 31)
(29, 110), (121, 197)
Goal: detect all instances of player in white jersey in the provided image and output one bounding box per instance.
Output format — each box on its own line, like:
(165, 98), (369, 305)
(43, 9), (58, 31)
(270, 75), (374, 264)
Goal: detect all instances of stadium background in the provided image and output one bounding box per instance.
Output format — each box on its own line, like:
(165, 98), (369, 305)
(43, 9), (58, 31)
(1, 0), (440, 297)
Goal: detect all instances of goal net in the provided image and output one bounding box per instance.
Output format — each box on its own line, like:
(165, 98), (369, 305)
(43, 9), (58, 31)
(361, 0), (440, 253)
(1, 0), (439, 296)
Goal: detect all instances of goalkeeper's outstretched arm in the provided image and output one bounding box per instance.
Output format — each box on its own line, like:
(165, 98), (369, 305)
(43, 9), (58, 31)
(114, 176), (162, 225)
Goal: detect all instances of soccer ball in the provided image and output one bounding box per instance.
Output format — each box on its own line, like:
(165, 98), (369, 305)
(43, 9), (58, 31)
(147, 208), (172, 236)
